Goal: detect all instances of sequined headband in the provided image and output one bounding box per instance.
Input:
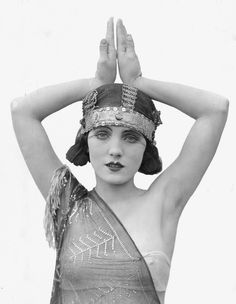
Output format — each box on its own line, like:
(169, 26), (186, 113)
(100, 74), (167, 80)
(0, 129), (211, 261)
(80, 84), (162, 143)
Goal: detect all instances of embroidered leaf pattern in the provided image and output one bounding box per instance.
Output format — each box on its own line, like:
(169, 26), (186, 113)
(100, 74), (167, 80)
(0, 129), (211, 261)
(69, 226), (115, 262)
(68, 197), (93, 224)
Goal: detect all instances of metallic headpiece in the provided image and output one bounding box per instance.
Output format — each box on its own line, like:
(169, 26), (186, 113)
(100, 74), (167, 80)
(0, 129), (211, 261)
(80, 83), (162, 144)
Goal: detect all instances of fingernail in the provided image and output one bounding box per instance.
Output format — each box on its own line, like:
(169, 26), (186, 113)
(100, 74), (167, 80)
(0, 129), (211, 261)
(101, 39), (107, 44)
(127, 34), (132, 40)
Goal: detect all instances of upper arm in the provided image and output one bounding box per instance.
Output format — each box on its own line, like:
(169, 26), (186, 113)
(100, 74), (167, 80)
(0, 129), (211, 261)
(150, 101), (229, 216)
(11, 97), (63, 200)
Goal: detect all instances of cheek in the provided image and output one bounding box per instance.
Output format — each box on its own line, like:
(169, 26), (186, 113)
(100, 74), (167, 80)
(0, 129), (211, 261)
(128, 144), (146, 165)
(87, 140), (104, 164)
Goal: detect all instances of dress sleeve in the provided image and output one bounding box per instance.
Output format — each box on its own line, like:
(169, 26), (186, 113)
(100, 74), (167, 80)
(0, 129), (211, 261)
(43, 164), (87, 249)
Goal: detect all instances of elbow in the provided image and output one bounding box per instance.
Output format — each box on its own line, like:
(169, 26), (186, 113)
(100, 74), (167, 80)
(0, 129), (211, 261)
(221, 98), (229, 112)
(10, 95), (43, 121)
(201, 98), (229, 123)
(207, 97), (229, 118)
(217, 98), (229, 115)
(215, 98), (229, 126)
(10, 96), (25, 114)
(10, 96), (37, 119)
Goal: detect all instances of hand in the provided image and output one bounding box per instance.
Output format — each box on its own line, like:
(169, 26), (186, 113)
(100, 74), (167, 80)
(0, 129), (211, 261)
(92, 17), (117, 89)
(116, 19), (142, 86)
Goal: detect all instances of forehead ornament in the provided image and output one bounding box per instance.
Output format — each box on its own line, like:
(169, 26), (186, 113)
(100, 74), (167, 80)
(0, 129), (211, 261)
(80, 84), (162, 144)
(82, 90), (98, 115)
(115, 112), (123, 120)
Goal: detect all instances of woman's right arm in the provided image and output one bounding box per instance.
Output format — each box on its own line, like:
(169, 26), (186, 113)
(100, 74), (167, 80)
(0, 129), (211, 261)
(10, 79), (95, 200)
(11, 18), (116, 200)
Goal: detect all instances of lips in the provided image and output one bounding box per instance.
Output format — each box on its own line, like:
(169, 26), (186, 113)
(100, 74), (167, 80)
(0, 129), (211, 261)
(105, 161), (124, 169)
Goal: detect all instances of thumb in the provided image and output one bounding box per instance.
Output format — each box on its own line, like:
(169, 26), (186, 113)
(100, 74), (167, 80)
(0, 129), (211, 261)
(126, 34), (135, 53)
(99, 39), (108, 58)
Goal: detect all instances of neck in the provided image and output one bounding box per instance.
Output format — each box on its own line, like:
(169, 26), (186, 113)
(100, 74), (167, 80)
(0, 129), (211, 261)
(94, 177), (140, 206)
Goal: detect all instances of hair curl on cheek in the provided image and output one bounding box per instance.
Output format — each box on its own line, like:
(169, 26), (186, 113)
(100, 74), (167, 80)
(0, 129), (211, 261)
(138, 139), (162, 175)
(66, 133), (90, 166)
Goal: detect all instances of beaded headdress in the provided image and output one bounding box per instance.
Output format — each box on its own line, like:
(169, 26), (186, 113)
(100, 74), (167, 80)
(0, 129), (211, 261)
(80, 83), (162, 144)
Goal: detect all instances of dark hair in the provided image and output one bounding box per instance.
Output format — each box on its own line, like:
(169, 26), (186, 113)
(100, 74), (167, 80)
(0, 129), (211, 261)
(66, 83), (163, 174)
(66, 133), (162, 175)
(139, 138), (162, 174)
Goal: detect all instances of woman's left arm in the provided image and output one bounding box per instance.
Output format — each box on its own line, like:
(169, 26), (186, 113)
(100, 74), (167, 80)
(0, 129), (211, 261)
(116, 19), (229, 216)
(135, 77), (229, 213)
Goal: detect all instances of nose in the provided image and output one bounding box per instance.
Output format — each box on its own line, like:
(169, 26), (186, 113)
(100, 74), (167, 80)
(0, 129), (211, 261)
(108, 137), (123, 158)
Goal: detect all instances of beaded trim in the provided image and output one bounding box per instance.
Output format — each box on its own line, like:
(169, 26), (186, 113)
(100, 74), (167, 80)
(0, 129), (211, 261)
(121, 84), (137, 110)
(44, 165), (88, 249)
(82, 90), (98, 116)
(81, 106), (156, 142)
(44, 165), (71, 249)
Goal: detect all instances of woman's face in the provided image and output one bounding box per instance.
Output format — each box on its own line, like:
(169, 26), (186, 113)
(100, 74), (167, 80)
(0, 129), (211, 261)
(87, 126), (146, 185)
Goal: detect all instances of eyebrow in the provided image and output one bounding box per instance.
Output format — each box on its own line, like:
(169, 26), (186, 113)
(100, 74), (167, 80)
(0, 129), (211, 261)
(93, 126), (112, 131)
(122, 129), (142, 137)
(93, 126), (142, 137)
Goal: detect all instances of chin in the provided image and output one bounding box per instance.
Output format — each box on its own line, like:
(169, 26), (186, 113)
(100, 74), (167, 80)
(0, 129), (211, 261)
(96, 170), (134, 186)
(102, 175), (130, 186)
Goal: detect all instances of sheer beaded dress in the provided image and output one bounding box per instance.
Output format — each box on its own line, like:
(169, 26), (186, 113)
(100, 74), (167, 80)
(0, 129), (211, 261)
(44, 165), (161, 304)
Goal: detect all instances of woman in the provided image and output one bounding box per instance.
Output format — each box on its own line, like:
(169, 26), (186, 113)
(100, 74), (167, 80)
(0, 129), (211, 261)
(11, 18), (229, 304)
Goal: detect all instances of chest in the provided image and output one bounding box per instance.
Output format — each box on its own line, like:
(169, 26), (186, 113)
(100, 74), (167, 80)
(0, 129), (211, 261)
(58, 192), (173, 301)
(59, 196), (154, 283)
(110, 194), (178, 259)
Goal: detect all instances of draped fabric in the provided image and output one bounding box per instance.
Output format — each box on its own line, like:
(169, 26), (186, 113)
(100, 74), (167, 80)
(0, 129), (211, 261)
(45, 165), (160, 304)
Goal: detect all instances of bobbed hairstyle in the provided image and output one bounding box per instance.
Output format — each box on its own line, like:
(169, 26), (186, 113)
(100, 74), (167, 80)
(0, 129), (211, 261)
(66, 83), (163, 175)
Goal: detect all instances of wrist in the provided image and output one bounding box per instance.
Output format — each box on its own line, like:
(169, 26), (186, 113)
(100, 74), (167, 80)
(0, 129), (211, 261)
(88, 78), (105, 91)
(90, 77), (116, 91)
(132, 75), (145, 89)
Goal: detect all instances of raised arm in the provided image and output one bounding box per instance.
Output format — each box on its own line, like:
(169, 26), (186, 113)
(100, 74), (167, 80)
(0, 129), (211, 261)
(134, 77), (228, 207)
(116, 19), (229, 217)
(11, 18), (116, 200)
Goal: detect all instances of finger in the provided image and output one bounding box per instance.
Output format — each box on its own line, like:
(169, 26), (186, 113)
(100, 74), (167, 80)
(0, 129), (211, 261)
(99, 38), (108, 59)
(126, 34), (135, 54)
(106, 17), (116, 58)
(106, 17), (115, 48)
(116, 19), (126, 53)
(121, 20), (128, 37)
(121, 22), (135, 54)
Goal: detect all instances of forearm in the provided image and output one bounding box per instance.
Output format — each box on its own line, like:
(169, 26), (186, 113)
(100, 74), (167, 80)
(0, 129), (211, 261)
(11, 78), (101, 121)
(134, 77), (229, 119)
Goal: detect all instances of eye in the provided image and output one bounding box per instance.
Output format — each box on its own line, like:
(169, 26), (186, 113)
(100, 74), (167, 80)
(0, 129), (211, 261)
(94, 130), (110, 140)
(123, 133), (140, 143)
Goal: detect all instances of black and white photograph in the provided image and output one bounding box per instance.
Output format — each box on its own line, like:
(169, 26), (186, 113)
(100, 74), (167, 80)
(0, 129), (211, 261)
(2, 0), (235, 303)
